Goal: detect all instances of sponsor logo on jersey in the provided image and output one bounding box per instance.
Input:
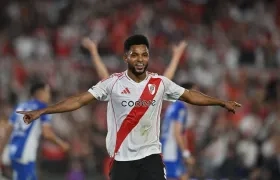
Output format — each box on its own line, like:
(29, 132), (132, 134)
(121, 100), (156, 107)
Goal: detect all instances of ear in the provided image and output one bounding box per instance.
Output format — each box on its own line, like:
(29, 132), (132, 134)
(123, 53), (128, 63)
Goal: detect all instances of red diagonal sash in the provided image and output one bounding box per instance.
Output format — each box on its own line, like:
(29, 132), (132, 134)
(113, 78), (162, 156)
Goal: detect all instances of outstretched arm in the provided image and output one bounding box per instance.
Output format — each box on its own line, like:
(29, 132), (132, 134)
(179, 90), (241, 113)
(17, 92), (96, 124)
(82, 38), (110, 79)
(163, 41), (187, 80)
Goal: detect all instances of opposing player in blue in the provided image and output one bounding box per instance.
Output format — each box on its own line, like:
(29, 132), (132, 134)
(161, 82), (196, 180)
(0, 82), (69, 180)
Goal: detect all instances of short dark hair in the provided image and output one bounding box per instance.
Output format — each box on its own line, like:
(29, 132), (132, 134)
(30, 82), (47, 96)
(124, 34), (149, 52)
(180, 82), (195, 89)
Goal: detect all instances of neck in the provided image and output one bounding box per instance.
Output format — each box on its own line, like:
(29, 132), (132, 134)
(127, 70), (147, 83)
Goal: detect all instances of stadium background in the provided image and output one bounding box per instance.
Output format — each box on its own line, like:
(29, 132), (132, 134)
(0, 0), (280, 179)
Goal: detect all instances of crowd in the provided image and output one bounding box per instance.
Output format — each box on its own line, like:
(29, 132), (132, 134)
(0, 0), (280, 179)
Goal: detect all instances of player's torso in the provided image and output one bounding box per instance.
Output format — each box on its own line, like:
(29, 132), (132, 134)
(161, 102), (187, 162)
(11, 101), (43, 139)
(109, 73), (166, 123)
(107, 73), (165, 160)
(9, 100), (44, 162)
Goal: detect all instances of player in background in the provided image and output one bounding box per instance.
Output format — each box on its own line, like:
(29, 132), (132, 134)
(17, 35), (241, 180)
(82, 37), (187, 80)
(161, 82), (196, 180)
(0, 82), (69, 180)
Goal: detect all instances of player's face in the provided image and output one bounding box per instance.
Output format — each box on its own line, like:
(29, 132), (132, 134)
(125, 45), (149, 76)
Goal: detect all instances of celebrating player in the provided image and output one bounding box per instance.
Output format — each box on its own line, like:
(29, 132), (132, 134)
(17, 35), (241, 180)
(0, 82), (69, 180)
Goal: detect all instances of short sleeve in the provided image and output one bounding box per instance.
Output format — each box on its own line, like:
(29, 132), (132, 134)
(9, 111), (17, 125)
(169, 103), (186, 124)
(88, 75), (118, 101)
(41, 114), (52, 124)
(173, 108), (186, 124)
(161, 76), (186, 102)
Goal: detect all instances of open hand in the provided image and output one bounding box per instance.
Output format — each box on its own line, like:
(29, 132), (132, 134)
(172, 40), (187, 59)
(16, 110), (43, 124)
(223, 101), (242, 114)
(82, 37), (98, 52)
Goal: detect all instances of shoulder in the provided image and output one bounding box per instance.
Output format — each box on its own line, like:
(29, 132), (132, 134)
(16, 101), (28, 109)
(165, 102), (182, 116)
(177, 101), (186, 109)
(147, 72), (166, 81)
(101, 72), (125, 83)
(36, 101), (47, 109)
(147, 71), (158, 77)
(172, 101), (186, 110)
(111, 72), (125, 78)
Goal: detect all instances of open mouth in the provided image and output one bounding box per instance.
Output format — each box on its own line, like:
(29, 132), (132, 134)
(135, 63), (144, 71)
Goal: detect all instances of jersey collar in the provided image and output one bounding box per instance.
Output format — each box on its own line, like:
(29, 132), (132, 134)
(125, 70), (149, 83)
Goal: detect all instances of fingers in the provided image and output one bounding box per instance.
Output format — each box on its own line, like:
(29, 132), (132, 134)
(173, 40), (187, 52)
(82, 38), (90, 46)
(16, 111), (26, 114)
(23, 115), (31, 124)
(179, 40), (187, 48)
(227, 108), (236, 114)
(235, 102), (242, 107)
(16, 111), (31, 124)
(82, 37), (96, 46)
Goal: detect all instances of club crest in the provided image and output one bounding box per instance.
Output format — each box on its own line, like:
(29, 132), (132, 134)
(148, 84), (156, 95)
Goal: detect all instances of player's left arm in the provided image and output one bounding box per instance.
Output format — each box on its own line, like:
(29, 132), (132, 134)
(82, 38), (110, 79)
(173, 121), (188, 154)
(0, 111), (17, 160)
(179, 89), (241, 113)
(163, 41), (187, 79)
(0, 123), (13, 163)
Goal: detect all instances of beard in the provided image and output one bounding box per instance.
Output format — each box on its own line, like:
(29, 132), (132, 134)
(127, 62), (148, 76)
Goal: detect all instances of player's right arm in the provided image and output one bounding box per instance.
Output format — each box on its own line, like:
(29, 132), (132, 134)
(17, 75), (116, 124)
(171, 106), (194, 165)
(0, 124), (13, 164)
(82, 38), (110, 79)
(0, 111), (17, 165)
(17, 92), (96, 124)
(163, 41), (187, 80)
(42, 124), (69, 152)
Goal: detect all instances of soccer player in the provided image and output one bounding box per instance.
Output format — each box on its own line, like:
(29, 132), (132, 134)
(0, 82), (69, 180)
(82, 37), (187, 80)
(161, 82), (196, 180)
(82, 38), (187, 180)
(17, 35), (241, 180)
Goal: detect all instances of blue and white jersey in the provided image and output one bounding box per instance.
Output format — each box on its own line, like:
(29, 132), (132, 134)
(161, 101), (187, 162)
(8, 99), (51, 164)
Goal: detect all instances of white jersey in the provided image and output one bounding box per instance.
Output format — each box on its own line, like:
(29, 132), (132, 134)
(88, 71), (185, 161)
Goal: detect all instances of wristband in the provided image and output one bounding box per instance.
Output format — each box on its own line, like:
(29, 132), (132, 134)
(183, 150), (191, 158)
